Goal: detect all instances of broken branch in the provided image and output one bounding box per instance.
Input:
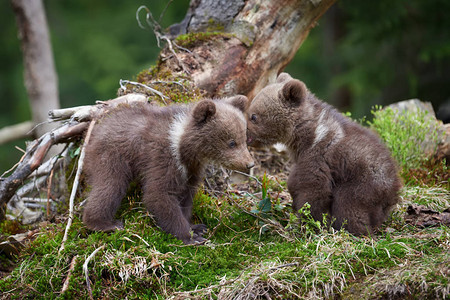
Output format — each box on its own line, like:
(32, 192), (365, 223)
(61, 255), (78, 294)
(0, 121), (35, 145)
(0, 121), (88, 220)
(59, 120), (95, 254)
(0, 93), (149, 221)
(48, 93), (148, 122)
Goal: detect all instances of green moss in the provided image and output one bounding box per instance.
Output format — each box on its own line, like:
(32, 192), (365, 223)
(125, 31), (240, 106)
(133, 63), (205, 106)
(174, 31), (234, 49)
(0, 219), (28, 236)
(205, 18), (226, 32)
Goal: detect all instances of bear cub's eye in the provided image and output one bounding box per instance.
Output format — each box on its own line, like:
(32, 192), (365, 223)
(228, 140), (237, 148)
(250, 114), (257, 123)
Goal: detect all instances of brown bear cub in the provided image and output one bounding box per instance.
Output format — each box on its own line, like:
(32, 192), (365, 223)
(83, 96), (254, 244)
(247, 73), (402, 235)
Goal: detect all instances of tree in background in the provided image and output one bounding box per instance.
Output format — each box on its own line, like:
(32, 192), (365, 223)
(9, 0), (60, 140)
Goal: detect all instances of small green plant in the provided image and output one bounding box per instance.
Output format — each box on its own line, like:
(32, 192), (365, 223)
(367, 105), (439, 176)
(251, 173), (272, 215)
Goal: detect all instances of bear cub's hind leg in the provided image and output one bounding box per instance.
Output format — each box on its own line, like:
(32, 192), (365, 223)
(288, 162), (333, 223)
(83, 162), (131, 232)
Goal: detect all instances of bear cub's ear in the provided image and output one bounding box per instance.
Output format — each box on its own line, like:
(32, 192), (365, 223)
(276, 72), (293, 83)
(193, 100), (216, 124)
(226, 95), (249, 112)
(281, 79), (307, 106)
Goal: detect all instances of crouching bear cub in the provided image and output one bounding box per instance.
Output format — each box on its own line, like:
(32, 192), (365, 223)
(247, 73), (402, 235)
(83, 96), (254, 244)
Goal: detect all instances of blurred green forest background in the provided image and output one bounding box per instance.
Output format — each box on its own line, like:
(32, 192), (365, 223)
(1, 0), (449, 172)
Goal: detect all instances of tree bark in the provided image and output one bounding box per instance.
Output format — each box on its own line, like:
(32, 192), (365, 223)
(165, 0), (336, 99)
(11, 0), (60, 138)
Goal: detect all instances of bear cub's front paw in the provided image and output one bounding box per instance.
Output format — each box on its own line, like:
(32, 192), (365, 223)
(191, 224), (207, 236)
(181, 224), (208, 245)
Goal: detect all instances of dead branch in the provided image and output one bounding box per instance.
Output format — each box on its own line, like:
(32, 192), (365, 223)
(0, 121), (88, 220)
(119, 80), (167, 103)
(136, 5), (190, 74)
(61, 255), (78, 294)
(161, 35), (191, 75)
(0, 93), (149, 221)
(48, 93), (148, 122)
(0, 121), (34, 145)
(29, 154), (61, 178)
(59, 120), (96, 254)
(15, 176), (48, 197)
(48, 105), (99, 122)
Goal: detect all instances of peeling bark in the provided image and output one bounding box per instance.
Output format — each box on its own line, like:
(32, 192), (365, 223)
(165, 0), (336, 98)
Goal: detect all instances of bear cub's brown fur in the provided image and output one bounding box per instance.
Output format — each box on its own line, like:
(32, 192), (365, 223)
(247, 73), (402, 235)
(83, 96), (254, 244)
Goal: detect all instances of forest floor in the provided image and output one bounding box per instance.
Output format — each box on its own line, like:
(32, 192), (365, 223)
(0, 145), (448, 299)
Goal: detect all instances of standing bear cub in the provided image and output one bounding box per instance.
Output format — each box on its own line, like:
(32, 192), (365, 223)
(247, 73), (402, 235)
(83, 96), (254, 244)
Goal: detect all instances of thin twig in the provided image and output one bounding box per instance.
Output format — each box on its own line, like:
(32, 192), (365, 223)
(161, 35), (191, 74)
(173, 41), (193, 54)
(232, 170), (262, 186)
(46, 168), (54, 219)
(268, 262), (299, 271)
(59, 120), (96, 254)
(136, 5), (190, 74)
(151, 80), (187, 90)
(158, 0), (173, 23)
(119, 79), (168, 104)
(15, 145), (26, 154)
(61, 255), (78, 294)
(175, 268), (247, 295)
(131, 233), (151, 247)
(1, 148), (26, 178)
(83, 245), (105, 300)
(136, 6), (162, 46)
